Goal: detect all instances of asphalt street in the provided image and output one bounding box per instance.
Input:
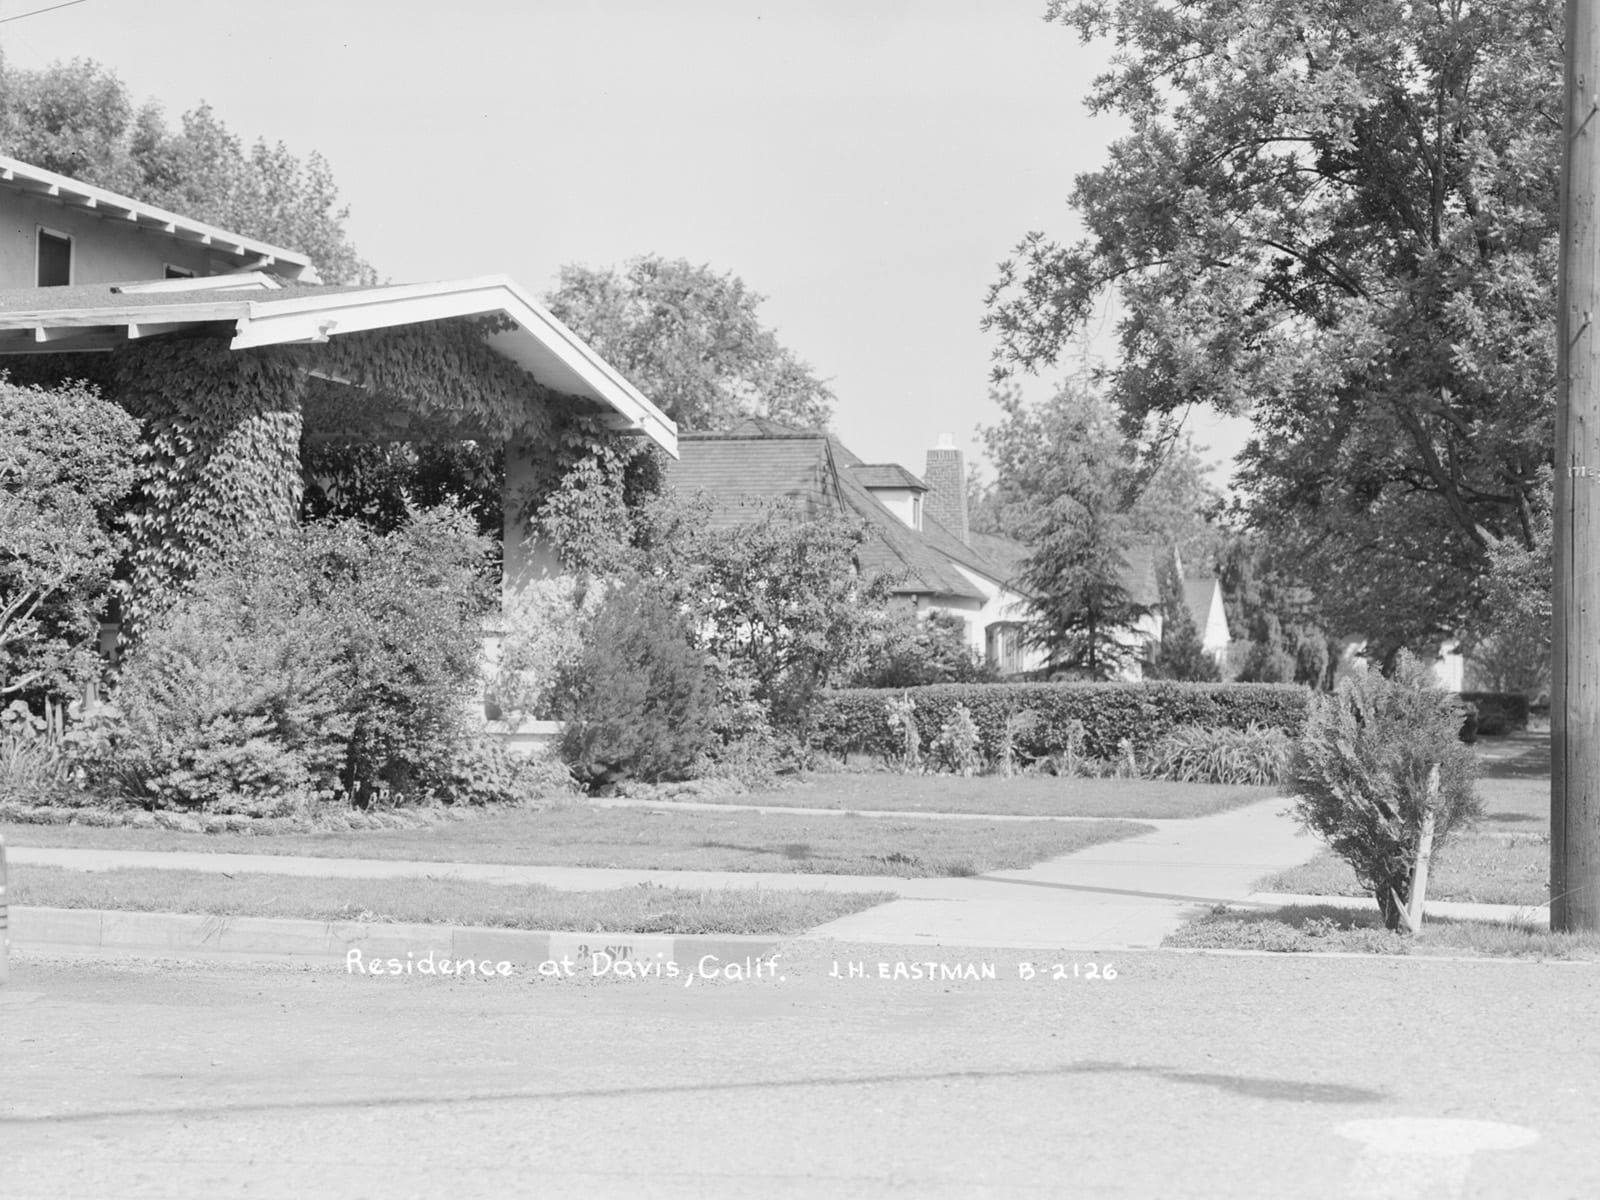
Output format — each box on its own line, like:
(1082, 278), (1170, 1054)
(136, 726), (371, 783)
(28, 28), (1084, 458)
(3, 941), (1597, 1199)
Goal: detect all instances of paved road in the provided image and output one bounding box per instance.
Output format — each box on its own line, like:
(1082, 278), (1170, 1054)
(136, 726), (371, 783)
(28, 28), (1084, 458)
(4, 942), (1596, 1199)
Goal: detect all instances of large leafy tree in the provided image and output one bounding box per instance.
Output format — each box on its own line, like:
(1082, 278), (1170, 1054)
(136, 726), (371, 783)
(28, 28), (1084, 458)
(545, 255), (835, 432)
(984, 0), (1559, 660)
(0, 55), (376, 284)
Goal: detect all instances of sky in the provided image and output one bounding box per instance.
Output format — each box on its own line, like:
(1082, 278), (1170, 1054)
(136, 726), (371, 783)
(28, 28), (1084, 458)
(0, 0), (1249, 484)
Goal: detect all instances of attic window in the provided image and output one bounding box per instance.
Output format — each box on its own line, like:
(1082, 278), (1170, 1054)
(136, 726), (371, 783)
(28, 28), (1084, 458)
(164, 264), (196, 279)
(36, 228), (71, 287)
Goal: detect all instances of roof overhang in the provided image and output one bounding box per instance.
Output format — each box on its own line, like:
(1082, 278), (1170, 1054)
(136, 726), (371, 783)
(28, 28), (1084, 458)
(0, 154), (320, 283)
(0, 275), (677, 455)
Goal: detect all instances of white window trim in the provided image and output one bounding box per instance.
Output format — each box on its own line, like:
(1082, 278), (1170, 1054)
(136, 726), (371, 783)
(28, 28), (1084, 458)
(36, 225), (73, 287)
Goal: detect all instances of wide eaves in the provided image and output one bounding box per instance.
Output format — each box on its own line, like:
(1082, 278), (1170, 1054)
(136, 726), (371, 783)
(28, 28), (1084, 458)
(0, 274), (678, 455)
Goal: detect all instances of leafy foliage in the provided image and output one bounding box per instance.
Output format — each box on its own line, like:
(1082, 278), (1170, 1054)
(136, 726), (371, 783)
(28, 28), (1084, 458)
(1286, 654), (1481, 929)
(488, 575), (613, 722)
(1, 376), (140, 701)
(105, 507), (491, 810)
(1145, 551), (1221, 682)
(845, 608), (996, 689)
(0, 57), (375, 283)
(985, 0), (1559, 655)
(545, 255), (834, 432)
(1144, 723), (1289, 786)
(930, 704), (983, 776)
(980, 383), (1220, 679)
(815, 681), (1308, 765)
(557, 586), (715, 787)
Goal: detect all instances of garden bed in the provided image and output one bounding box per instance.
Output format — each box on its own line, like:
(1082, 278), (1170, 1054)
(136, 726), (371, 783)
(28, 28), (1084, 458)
(10, 865), (892, 936)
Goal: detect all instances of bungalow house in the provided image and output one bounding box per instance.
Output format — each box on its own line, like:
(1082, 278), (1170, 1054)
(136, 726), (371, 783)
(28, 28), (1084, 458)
(0, 153), (677, 604)
(661, 420), (1230, 680)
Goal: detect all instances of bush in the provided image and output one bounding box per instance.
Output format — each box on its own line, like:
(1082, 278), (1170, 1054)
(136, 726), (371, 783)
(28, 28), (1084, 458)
(1457, 692), (1529, 737)
(103, 505), (490, 810)
(929, 703), (983, 775)
(557, 585), (715, 787)
(438, 737), (577, 806)
(1, 376), (140, 703)
(813, 681), (1309, 766)
(846, 609), (996, 689)
(1286, 653), (1481, 930)
(0, 699), (75, 805)
(489, 576), (610, 721)
(1144, 722), (1290, 785)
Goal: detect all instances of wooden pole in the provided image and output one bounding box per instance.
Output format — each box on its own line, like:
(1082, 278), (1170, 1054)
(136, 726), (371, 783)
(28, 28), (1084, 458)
(1556, 0), (1600, 931)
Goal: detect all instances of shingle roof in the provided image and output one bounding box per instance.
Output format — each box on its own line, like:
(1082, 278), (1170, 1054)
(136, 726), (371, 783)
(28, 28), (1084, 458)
(849, 463), (926, 490)
(662, 424), (1021, 603)
(664, 432), (843, 527)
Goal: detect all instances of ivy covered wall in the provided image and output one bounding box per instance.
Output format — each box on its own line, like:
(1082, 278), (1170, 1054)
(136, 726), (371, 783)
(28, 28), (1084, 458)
(6, 317), (646, 630)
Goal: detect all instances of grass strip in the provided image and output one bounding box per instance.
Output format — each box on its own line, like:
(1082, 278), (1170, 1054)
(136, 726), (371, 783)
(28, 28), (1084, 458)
(1256, 834), (1550, 907)
(1165, 903), (1599, 960)
(2, 807), (1153, 877)
(675, 774), (1271, 819)
(10, 865), (893, 936)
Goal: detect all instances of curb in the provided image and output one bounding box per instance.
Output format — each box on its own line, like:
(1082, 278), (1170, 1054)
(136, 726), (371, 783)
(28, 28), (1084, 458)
(8, 906), (783, 973)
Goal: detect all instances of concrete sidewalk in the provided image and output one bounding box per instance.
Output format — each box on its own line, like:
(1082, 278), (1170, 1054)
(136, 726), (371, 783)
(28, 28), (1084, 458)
(8, 798), (1323, 950)
(801, 796), (1319, 949)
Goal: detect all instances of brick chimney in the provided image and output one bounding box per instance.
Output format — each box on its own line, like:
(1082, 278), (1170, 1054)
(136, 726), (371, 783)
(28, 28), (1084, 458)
(923, 434), (968, 544)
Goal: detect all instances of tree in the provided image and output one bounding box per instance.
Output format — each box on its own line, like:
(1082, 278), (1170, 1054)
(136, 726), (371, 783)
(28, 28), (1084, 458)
(985, 0), (1559, 659)
(981, 382), (1219, 678)
(545, 256), (834, 432)
(1146, 550), (1221, 682)
(0, 56), (376, 284)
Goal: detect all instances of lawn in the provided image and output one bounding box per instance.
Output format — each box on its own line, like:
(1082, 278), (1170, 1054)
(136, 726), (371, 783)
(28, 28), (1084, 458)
(1255, 834), (1550, 906)
(1475, 731), (1551, 827)
(658, 774), (1272, 819)
(0, 804), (1154, 878)
(1165, 902), (1600, 960)
(10, 865), (892, 936)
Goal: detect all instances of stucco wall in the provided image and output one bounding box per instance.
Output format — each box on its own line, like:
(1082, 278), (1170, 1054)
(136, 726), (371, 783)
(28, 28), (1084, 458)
(0, 191), (216, 286)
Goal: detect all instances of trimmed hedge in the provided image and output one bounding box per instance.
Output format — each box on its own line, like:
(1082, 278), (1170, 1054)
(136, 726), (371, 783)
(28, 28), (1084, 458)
(811, 682), (1310, 763)
(1458, 692), (1530, 737)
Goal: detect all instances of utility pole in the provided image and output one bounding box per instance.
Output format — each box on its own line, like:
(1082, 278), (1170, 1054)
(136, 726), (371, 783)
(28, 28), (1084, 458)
(1556, 0), (1600, 931)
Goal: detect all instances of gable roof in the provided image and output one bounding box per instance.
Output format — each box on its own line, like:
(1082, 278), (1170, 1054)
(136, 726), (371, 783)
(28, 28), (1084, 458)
(0, 154), (318, 282)
(665, 430), (843, 524)
(0, 275), (677, 454)
(663, 423), (1025, 602)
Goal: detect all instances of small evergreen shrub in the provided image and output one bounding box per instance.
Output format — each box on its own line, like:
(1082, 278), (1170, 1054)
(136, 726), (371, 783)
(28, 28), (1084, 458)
(930, 703), (982, 775)
(557, 586), (715, 787)
(1145, 722), (1290, 785)
(1286, 654), (1481, 930)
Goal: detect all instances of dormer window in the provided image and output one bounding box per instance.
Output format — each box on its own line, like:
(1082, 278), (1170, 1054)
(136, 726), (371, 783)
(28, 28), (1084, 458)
(36, 227), (71, 286)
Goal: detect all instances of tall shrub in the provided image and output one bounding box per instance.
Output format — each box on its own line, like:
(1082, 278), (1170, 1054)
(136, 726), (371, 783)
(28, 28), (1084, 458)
(557, 586), (714, 787)
(1, 376), (139, 702)
(1285, 653), (1480, 930)
(107, 504), (491, 808)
